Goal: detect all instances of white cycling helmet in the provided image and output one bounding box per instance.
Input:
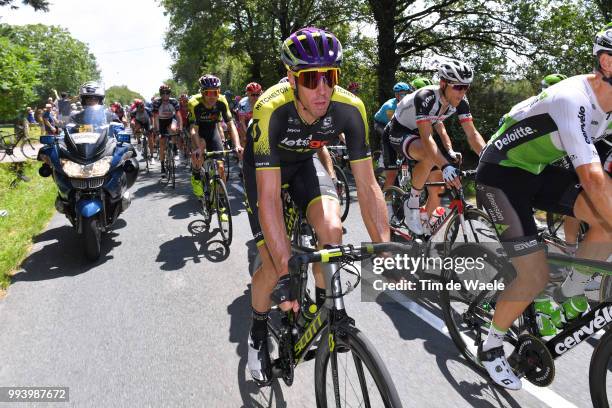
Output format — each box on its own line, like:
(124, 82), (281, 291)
(437, 58), (474, 84)
(593, 24), (612, 56)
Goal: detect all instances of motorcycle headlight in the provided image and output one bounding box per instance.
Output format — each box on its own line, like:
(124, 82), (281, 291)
(61, 156), (112, 178)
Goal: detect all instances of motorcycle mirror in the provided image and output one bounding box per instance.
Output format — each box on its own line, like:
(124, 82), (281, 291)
(116, 132), (131, 144)
(39, 135), (56, 145)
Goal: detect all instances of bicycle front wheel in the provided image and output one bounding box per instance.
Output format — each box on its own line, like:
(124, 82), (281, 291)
(334, 165), (350, 221)
(20, 137), (38, 159)
(440, 243), (520, 374)
(314, 325), (403, 408)
(214, 178), (233, 245)
(590, 326), (612, 408)
(442, 207), (496, 257)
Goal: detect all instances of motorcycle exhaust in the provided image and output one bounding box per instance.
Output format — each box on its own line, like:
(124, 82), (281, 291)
(121, 191), (131, 211)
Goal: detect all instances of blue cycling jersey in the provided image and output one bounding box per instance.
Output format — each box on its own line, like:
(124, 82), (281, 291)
(374, 98), (398, 125)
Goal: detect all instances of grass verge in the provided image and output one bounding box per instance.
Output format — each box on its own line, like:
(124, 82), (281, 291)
(0, 161), (56, 290)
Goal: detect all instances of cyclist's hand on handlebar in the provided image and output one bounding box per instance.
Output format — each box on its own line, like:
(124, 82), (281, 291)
(234, 145), (244, 160)
(442, 163), (461, 189)
(271, 274), (299, 313)
(448, 149), (463, 165)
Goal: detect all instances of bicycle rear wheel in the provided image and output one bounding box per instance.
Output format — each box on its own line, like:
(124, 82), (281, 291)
(382, 186), (405, 225)
(334, 165), (350, 222)
(440, 243), (520, 374)
(589, 325), (612, 408)
(214, 178), (232, 245)
(314, 325), (403, 407)
(20, 137), (38, 159)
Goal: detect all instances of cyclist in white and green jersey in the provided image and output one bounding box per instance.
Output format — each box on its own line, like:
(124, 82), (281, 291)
(475, 24), (612, 390)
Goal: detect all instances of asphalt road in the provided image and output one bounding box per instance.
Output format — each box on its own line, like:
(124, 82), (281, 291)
(0, 152), (605, 407)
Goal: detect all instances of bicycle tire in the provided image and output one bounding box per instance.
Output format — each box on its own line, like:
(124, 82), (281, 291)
(0, 148), (6, 162)
(382, 186), (406, 225)
(314, 325), (403, 408)
(334, 165), (350, 221)
(440, 243), (521, 374)
(442, 208), (496, 257)
(142, 138), (150, 173)
(20, 137), (37, 159)
(170, 144), (176, 189)
(589, 325), (612, 408)
(214, 178), (233, 245)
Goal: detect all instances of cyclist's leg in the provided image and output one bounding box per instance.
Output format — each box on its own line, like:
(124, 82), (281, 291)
(562, 216), (581, 246)
(553, 171), (612, 297)
(381, 123), (399, 191)
(243, 159), (285, 384)
(191, 135), (206, 197)
(206, 127), (225, 182)
(425, 169), (443, 217)
(475, 163), (551, 389)
(292, 157), (341, 308)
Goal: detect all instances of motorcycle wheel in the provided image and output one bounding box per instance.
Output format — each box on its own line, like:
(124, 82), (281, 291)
(83, 217), (101, 260)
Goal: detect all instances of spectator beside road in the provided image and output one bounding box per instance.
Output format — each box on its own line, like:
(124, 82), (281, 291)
(42, 104), (58, 134)
(53, 90), (73, 125)
(26, 107), (36, 124)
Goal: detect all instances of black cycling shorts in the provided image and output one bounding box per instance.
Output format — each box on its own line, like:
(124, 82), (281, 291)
(197, 126), (224, 157)
(158, 118), (176, 137)
(243, 156), (338, 247)
(476, 162), (582, 257)
(135, 119), (151, 132)
(382, 119), (450, 171)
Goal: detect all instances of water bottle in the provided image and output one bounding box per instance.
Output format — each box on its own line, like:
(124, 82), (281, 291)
(562, 295), (589, 320)
(534, 297), (566, 336)
(428, 206), (446, 228)
(400, 163), (411, 189)
(297, 303), (318, 329)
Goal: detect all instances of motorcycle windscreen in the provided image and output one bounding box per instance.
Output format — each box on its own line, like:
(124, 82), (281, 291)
(65, 105), (112, 160)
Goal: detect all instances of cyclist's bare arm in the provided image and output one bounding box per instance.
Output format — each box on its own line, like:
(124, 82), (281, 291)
(460, 119), (486, 155)
(226, 119), (243, 159)
(317, 146), (335, 178)
(153, 113), (159, 132)
(257, 169), (292, 275)
(576, 163), (612, 224)
(417, 121), (446, 168)
(351, 159), (390, 242)
(433, 122), (454, 152)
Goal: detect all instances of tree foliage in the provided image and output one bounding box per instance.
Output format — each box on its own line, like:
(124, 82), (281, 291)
(0, 0), (48, 11)
(0, 36), (41, 121)
(161, 0), (609, 158)
(105, 85), (144, 106)
(0, 24), (99, 103)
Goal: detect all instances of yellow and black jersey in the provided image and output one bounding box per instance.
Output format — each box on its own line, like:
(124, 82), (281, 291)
(244, 83), (371, 169)
(187, 94), (232, 137)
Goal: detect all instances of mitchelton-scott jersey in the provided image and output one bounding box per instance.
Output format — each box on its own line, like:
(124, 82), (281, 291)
(244, 83), (371, 169)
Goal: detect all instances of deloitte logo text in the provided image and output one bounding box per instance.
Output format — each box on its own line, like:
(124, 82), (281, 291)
(494, 126), (535, 150)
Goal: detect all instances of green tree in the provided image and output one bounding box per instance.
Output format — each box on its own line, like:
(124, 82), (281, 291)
(0, 36), (42, 122)
(367, 0), (536, 106)
(0, 0), (48, 11)
(0, 24), (99, 103)
(105, 85), (144, 106)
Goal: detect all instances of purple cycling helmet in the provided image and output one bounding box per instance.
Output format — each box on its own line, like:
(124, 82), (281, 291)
(199, 74), (221, 90)
(281, 27), (343, 71)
